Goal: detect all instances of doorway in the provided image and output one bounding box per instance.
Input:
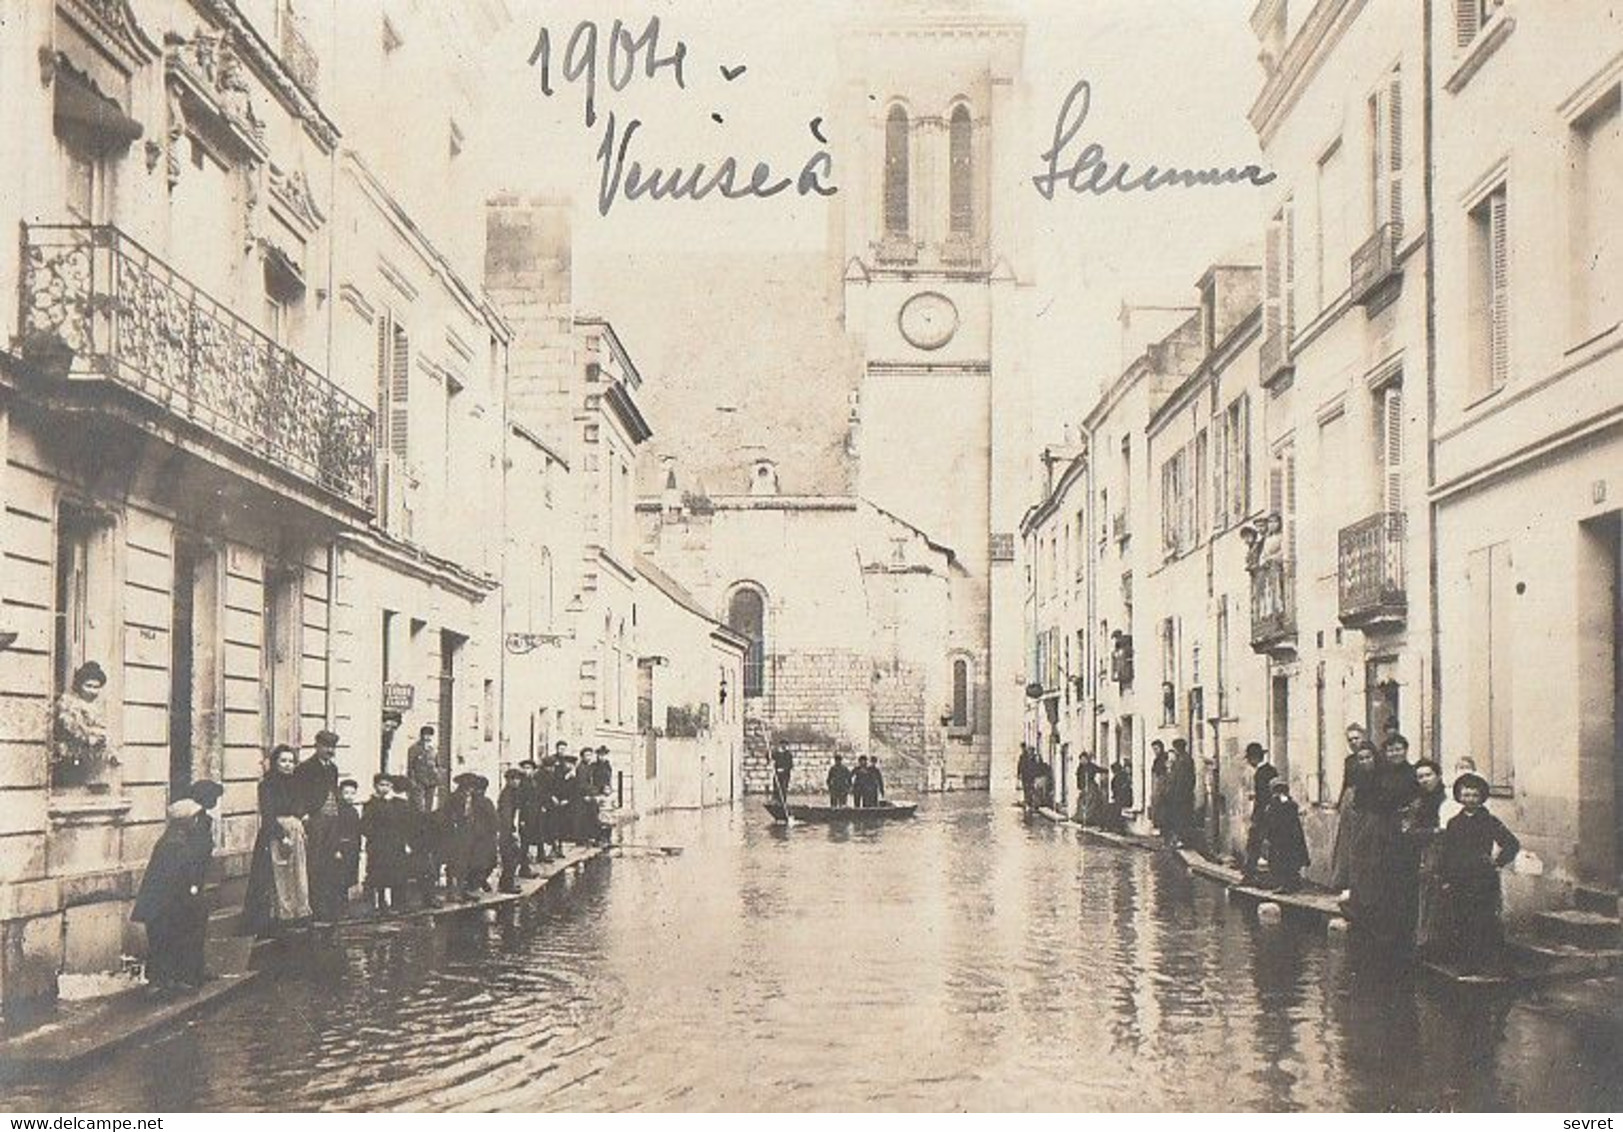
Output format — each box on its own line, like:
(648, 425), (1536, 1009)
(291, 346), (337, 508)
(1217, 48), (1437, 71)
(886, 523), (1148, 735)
(437, 629), (464, 794)
(1270, 672), (1291, 784)
(169, 538), (220, 799)
(1577, 511), (1621, 892)
(1365, 657), (1401, 748)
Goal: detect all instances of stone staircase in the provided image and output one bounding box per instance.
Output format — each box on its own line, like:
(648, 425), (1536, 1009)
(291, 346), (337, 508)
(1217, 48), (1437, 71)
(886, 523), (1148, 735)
(1509, 886), (1623, 980)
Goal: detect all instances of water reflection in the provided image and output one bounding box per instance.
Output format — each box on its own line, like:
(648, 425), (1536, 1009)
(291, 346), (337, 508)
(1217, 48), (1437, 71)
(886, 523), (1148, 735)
(4, 796), (1620, 1111)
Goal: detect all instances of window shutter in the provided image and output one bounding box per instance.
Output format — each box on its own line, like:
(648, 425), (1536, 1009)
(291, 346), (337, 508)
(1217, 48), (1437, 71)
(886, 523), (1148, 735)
(1283, 199), (1297, 342)
(390, 324), (410, 461)
(1369, 88), (1387, 235)
(375, 315), (390, 449)
(1268, 459), (1284, 516)
(1213, 410), (1228, 529)
(1382, 385), (1404, 514)
(1240, 395), (1253, 516)
(1489, 189), (1509, 389)
(1284, 448), (1298, 563)
(1264, 216), (1282, 337)
(1455, 0), (1480, 46)
(1387, 70), (1404, 238)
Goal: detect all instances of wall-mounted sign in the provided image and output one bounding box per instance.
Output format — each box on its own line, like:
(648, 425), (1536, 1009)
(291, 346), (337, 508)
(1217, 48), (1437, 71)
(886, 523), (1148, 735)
(384, 682), (415, 711)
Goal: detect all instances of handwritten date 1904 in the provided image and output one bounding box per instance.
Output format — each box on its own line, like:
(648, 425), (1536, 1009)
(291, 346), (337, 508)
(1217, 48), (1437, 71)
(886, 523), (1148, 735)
(529, 17), (688, 129)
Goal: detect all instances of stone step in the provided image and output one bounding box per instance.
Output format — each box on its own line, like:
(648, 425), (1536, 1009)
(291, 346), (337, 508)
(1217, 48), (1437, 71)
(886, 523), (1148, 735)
(1573, 885), (1620, 916)
(1532, 908), (1622, 949)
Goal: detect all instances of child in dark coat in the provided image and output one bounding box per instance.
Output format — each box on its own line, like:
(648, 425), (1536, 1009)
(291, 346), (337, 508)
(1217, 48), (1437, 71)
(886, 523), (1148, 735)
(1437, 772), (1520, 975)
(1258, 780), (1310, 892)
(361, 774), (412, 911)
(335, 779), (363, 900)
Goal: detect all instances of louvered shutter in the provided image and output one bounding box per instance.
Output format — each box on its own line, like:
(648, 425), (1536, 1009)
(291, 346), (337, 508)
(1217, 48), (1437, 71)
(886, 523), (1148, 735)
(1213, 410), (1228, 529)
(1455, 0), (1480, 46)
(1387, 70), (1404, 239)
(1381, 385), (1404, 514)
(1283, 200), (1297, 342)
(1284, 448), (1298, 564)
(1264, 216), (1282, 337)
(390, 324), (410, 460)
(375, 315), (390, 450)
(1489, 189), (1509, 389)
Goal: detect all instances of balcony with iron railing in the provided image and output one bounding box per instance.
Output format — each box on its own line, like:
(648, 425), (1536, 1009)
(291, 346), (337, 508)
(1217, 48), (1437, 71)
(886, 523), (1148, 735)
(1350, 222), (1403, 311)
(1248, 558), (1297, 656)
(1338, 510), (1406, 629)
(1259, 325), (1293, 384)
(18, 223), (374, 513)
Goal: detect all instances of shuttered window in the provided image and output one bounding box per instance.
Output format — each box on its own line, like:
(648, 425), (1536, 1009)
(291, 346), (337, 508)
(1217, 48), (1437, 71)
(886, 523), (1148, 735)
(1375, 384), (1404, 515)
(1572, 87), (1621, 341)
(1455, 0), (1506, 48)
(1468, 184), (1510, 400)
(1467, 542), (1514, 789)
(375, 313), (411, 459)
(1368, 68), (1403, 239)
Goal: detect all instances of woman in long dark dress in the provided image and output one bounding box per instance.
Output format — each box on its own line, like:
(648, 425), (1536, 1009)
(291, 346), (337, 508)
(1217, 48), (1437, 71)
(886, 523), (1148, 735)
(242, 745), (310, 936)
(1346, 735), (1420, 948)
(1405, 759), (1447, 956)
(132, 780), (223, 992)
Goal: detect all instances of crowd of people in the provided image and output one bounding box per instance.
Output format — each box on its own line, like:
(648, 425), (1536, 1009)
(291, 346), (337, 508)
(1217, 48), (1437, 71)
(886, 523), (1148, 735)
(130, 729), (621, 995)
(1016, 723), (1523, 977)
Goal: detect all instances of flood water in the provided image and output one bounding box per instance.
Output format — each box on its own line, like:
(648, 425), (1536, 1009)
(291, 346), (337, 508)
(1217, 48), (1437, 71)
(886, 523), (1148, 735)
(7, 795), (1622, 1111)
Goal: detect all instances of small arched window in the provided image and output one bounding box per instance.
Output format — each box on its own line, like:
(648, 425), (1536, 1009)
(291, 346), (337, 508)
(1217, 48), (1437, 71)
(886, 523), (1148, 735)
(727, 585), (766, 698)
(951, 655), (971, 729)
(884, 105), (910, 236)
(949, 104), (973, 235)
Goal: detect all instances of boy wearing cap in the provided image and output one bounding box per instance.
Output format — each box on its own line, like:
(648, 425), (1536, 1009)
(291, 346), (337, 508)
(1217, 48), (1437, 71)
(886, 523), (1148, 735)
(497, 768), (527, 894)
(1437, 772), (1520, 975)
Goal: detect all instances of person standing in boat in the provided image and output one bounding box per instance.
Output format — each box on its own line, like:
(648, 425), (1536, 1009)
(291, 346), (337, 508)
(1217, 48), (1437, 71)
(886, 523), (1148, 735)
(869, 757), (886, 806)
(827, 754), (853, 807)
(771, 744), (794, 804)
(1240, 742), (1279, 883)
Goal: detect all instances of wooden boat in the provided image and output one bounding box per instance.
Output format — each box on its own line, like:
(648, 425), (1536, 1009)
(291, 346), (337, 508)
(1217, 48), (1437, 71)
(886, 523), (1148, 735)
(765, 800), (918, 823)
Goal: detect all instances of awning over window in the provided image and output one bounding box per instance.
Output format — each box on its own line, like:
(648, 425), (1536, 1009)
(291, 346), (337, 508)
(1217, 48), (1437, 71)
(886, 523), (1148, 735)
(53, 60), (142, 152)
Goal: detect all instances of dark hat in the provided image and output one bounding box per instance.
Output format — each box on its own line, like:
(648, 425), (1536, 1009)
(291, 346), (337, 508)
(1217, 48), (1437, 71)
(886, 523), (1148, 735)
(453, 772), (480, 788)
(314, 729), (340, 747)
(561, 752), (579, 762)
(505, 767), (525, 779)
(373, 773), (394, 787)
(186, 780), (225, 808)
(1452, 772), (1490, 802)
(518, 759), (538, 770)
(72, 661), (108, 688)
(471, 774), (490, 791)
(595, 745), (610, 755)
(1245, 742), (1267, 760)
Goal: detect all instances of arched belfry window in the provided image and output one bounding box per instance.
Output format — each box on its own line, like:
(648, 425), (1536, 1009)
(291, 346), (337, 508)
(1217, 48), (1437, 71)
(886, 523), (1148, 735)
(949, 104), (973, 235)
(727, 585), (766, 698)
(884, 105), (910, 236)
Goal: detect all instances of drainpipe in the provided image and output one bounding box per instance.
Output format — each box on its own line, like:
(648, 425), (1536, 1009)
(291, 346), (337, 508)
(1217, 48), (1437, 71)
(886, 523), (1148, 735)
(1422, 0), (1443, 763)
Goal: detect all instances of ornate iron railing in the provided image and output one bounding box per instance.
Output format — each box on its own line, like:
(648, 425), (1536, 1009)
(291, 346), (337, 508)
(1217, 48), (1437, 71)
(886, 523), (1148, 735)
(1338, 510), (1406, 625)
(19, 223), (374, 511)
(1248, 558), (1296, 650)
(1350, 222), (1401, 306)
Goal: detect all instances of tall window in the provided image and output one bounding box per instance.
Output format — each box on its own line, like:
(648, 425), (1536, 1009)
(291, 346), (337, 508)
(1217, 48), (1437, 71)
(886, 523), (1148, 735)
(1315, 138), (1345, 311)
(1265, 201), (1296, 346)
(1368, 67), (1404, 238)
(949, 104), (973, 235)
(727, 586), (766, 697)
(1467, 542), (1514, 789)
(1571, 86), (1621, 342)
(262, 563), (302, 751)
(884, 105), (910, 236)
(1467, 183), (1509, 401)
(950, 655), (970, 729)
(1373, 383), (1403, 515)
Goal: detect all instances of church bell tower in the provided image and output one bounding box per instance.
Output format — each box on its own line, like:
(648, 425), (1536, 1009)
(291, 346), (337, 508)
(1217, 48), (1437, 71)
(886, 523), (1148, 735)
(836, 2), (1032, 790)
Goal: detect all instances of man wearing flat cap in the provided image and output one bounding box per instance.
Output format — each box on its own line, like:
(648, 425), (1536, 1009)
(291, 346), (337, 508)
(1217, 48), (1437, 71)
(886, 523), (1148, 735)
(295, 730), (348, 920)
(1241, 741), (1277, 883)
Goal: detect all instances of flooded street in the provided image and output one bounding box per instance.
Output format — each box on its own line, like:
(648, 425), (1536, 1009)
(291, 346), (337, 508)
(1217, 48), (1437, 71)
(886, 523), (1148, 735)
(9, 796), (1622, 1112)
